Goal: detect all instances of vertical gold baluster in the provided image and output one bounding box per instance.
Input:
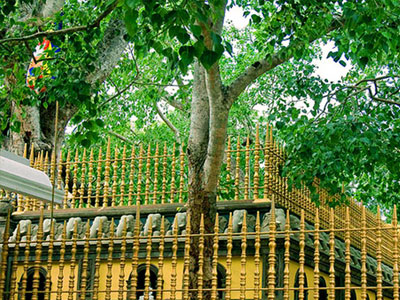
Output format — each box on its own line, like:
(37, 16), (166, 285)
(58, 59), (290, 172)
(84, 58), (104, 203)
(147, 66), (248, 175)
(161, 143), (168, 204)
(144, 216), (153, 300)
(56, 222), (67, 300)
(44, 220), (54, 300)
(360, 206), (367, 300)
(299, 210), (306, 300)
(240, 211), (247, 300)
(198, 214), (205, 300)
(120, 145), (127, 206)
(21, 223), (32, 300)
(253, 125), (260, 200)
(156, 217), (165, 300)
(103, 138), (111, 208)
(79, 149), (87, 208)
(244, 136), (250, 200)
(112, 147), (119, 207)
(136, 145), (144, 205)
(393, 205), (399, 300)
(226, 137), (232, 183)
(9, 224), (21, 300)
(50, 150), (56, 184)
(170, 144), (176, 203)
(79, 221), (91, 300)
(254, 211), (261, 300)
(92, 219), (103, 300)
(329, 208), (335, 300)
(268, 204), (276, 300)
(263, 125), (271, 200)
(314, 209), (320, 300)
(152, 144), (159, 204)
(235, 138), (240, 201)
(23, 143), (27, 158)
(67, 221), (78, 300)
(170, 215), (179, 300)
(95, 148), (103, 208)
(345, 207), (351, 300)
(118, 219), (128, 300)
(63, 150), (71, 209)
(211, 214), (219, 300)
(71, 149), (79, 207)
(32, 211), (44, 300)
(87, 149), (94, 207)
(376, 207), (383, 300)
(225, 213), (233, 300)
(144, 144), (151, 205)
(40, 151), (45, 171)
(128, 146), (136, 205)
(178, 143), (185, 203)
(183, 214), (191, 300)
(129, 204), (141, 300)
(0, 213), (10, 299)
(105, 219), (115, 300)
(284, 210), (290, 300)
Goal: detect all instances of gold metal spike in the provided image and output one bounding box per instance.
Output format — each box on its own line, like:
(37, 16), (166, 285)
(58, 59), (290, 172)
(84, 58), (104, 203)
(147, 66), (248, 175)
(87, 148), (94, 207)
(79, 149), (87, 208)
(136, 145), (144, 205)
(111, 146), (119, 207)
(161, 143), (168, 204)
(95, 147), (103, 208)
(170, 143), (176, 203)
(71, 149), (79, 207)
(235, 138), (240, 201)
(128, 146), (136, 205)
(144, 144), (151, 205)
(253, 125), (260, 200)
(178, 143), (185, 203)
(298, 210), (306, 300)
(360, 206), (367, 300)
(153, 144), (160, 204)
(244, 136), (250, 200)
(226, 136), (232, 183)
(103, 138), (112, 208)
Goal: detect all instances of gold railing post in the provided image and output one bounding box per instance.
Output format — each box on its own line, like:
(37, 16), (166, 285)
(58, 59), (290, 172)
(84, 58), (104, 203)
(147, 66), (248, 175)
(314, 209), (320, 300)
(87, 148), (94, 207)
(111, 146), (119, 207)
(253, 125), (260, 200)
(144, 216), (153, 300)
(161, 143), (167, 204)
(78, 148), (87, 208)
(360, 206), (367, 300)
(136, 145), (144, 205)
(120, 145), (127, 205)
(56, 222), (67, 300)
(79, 221), (91, 300)
(44, 220), (55, 300)
(95, 147), (103, 208)
(0, 212), (11, 299)
(21, 223), (32, 300)
(234, 138), (240, 201)
(183, 213), (191, 300)
(284, 210), (290, 300)
(129, 204), (141, 300)
(9, 224), (21, 300)
(32, 210), (44, 300)
(211, 214), (219, 300)
(267, 203), (276, 300)
(103, 138), (112, 208)
(240, 211), (247, 300)
(198, 214), (205, 300)
(178, 143), (185, 204)
(67, 220), (79, 300)
(298, 209), (305, 300)
(344, 207), (351, 300)
(169, 143), (176, 203)
(153, 143), (160, 204)
(328, 208), (335, 300)
(376, 207), (383, 300)
(244, 136), (250, 200)
(254, 211), (261, 300)
(63, 150), (71, 209)
(170, 214), (179, 300)
(105, 219), (115, 300)
(92, 219), (103, 300)
(156, 217), (165, 300)
(393, 205), (399, 300)
(118, 218), (128, 300)
(128, 146), (136, 205)
(145, 144), (151, 205)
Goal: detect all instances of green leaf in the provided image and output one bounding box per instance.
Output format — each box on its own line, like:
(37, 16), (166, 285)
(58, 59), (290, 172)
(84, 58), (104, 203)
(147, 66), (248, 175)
(199, 50), (220, 69)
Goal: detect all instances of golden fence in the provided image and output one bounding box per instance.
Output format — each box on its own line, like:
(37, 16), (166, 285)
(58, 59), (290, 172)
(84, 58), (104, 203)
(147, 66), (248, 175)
(1, 124), (393, 267)
(0, 204), (398, 300)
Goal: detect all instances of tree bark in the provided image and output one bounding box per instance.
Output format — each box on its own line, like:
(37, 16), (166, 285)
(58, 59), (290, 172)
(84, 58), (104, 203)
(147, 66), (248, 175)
(2, 2), (128, 157)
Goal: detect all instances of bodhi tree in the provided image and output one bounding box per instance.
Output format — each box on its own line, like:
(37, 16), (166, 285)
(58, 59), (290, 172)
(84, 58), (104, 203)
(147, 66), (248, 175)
(2, 0), (400, 298)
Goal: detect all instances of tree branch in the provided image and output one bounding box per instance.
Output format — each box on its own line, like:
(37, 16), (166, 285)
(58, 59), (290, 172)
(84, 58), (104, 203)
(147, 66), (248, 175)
(108, 130), (133, 143)
(0, 0), (119, 44)
(155, 102), (181, 143)
(226, 19), (341, 104)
